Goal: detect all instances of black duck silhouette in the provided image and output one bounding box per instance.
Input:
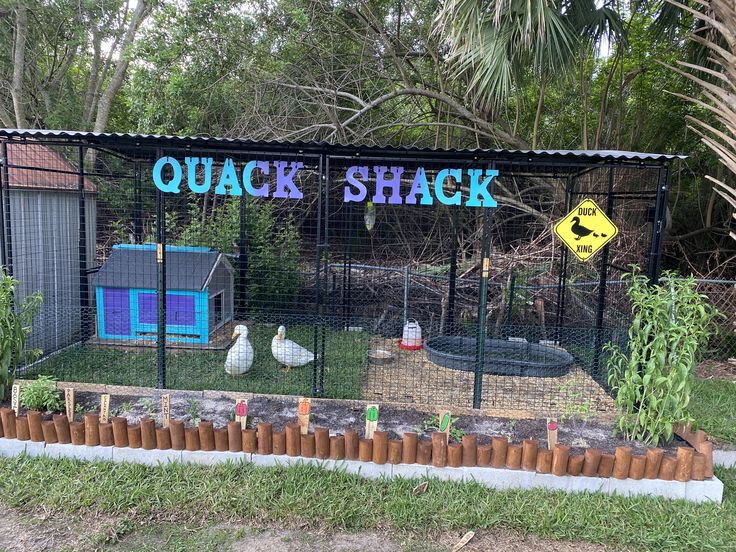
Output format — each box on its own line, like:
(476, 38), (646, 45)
(571, 216), (607, 240)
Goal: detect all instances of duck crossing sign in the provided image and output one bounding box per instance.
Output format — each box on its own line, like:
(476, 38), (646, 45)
(554, 199), (618, 262)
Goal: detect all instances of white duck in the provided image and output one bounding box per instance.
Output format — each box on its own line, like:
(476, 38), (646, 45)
(225, 325), (254, 376)
(271, 325), (314, 372)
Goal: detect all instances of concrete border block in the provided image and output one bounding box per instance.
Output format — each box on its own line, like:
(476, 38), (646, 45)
(0, 438), (26, 457)
(43, 443), (113, 462)
(713, 450), (736, 469)
(685, 478), (724, 504)
(609, 477), (687, 501)
(23, 441), (47, 458)
(113, 447), (182, 466)
(180, 450), (246, 465)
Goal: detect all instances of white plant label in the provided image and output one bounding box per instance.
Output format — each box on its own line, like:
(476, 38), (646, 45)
(100, 394), (110, 424)
(161, 394), (171, 428)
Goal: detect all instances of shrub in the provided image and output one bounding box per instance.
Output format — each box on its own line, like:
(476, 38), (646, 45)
(606, 268), (718, 445)
(20, 376), (62, 413)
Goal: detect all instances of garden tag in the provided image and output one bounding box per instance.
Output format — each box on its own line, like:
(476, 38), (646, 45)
(65, 388), (75, 420)
(554, 198), (618, 262)
(438, 410), (452, 436)
(235, 398), (248, 430)
(161, 394), (171, 428)
(365, 404), (379, 439)
(10, 384), (20, 415)
(297, 397), (311, 435)
(100, 394), (110, 424)
(547, 418), (558, 450)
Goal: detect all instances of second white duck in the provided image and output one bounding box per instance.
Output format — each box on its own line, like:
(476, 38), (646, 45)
(225, 324), (254, 376)
(271, 325), (314, 372)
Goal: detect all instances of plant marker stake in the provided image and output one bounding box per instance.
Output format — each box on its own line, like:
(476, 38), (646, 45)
(10, 384), (19, 415)
(438, 409), (452, 436)
(100, 394), (110, 424)
(451, 531), (475, 552)
(235, 398), (248, 430)
(65, 388), (75, 420)
(365, 404), (379, 439)
(161, 394), (171, 428)
(297, 397), (311, 435)
(547, 418), (558, 450)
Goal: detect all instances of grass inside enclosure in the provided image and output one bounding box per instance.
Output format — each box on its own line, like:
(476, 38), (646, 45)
(689, 379), (736, 445)
(0, 455), (733, 551)
(25, 325), (369, 399)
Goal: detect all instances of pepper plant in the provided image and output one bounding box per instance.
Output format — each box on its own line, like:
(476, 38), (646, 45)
(0, 270), (43, 399)
(605, 268), (717, 446)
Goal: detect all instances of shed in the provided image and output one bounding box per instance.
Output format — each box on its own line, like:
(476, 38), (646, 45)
(1, 142), (96, 353)
(93, 244), (234, 343)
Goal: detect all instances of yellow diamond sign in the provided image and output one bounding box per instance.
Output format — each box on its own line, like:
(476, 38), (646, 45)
(554, 199), (618, 262)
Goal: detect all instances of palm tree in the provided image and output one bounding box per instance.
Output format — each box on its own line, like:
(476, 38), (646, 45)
(664, 0), (736, 241)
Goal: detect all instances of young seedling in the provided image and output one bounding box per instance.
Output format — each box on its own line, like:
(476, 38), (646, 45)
(187, 398), (201, 427)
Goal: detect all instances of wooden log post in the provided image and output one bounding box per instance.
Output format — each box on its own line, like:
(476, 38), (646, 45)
(112, 417), (129, 448)
(0, 408), (16, 439)
(675, 447), (694, 482)
(286, 423), (301, 457)
(551, 444), (570, 476)
(658, 456), (677, 480)
(156, 427), (172, 450)
(358, 438), (373, 462)
(462, 435), (477, 467)
(521, 440), (538, 471)
(644, 448), (664, 479)
(27, 411), (44, 442)
(330, 435), (346, 460)
(612, 446), (632, 480)
(257, 422), (272, 455)
(582, 448), (602, 476)
(99, 423), (114, 446)
(505, 444), (522, 470)
(15, 416), (30, 441)
(214, 428), (229, 451)
(388, 439), (402, 464)
(402, 432), (418, 464)
(272, 431), (286, 455)
(477, 444), (492, 467)
(227, 421), (242, 453)
(198, 421), (216, 451)
(52, 414), (71, 444)
(431, 432), (447, 468)
(169, 420), (185, 450)
(447, 443), (462, 467)
(490, 436), (508, 468)
(373, 431), (389, 465)
(242, 429), (257, 453)
(345, 429), (359, 460)
(699, 441), (714, 478)
(416, 440), (432, 465)
(301, 433), (316, 458)
(567, 454), (584, 476)
(84, 413), (100, 446)
(70, 421), (85, 445)
(184, 427), (200, 451)
(536, 448), (553, 473)
(41, 420), (58, 444)
(597, 454), (615, 477)
(628, 455), (646, 480)
(315, 427), (330, 459)
(692, 453), (706, 481)
(141, 417), (157, 450)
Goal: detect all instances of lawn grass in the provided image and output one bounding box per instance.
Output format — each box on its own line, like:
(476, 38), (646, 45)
(0, 455), (734, 551)
(690, 378), (736, 445)
(24, 325), (369, 400)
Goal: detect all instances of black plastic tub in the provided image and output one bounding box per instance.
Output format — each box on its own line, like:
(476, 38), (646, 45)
(424, 336), (574, 377)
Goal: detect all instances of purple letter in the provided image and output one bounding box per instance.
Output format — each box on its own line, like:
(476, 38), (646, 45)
(273, 161), (304, 199)
(373, 166), (404, 204)
(214, 158), (242, 196)
(344, 166), (368, 202)
(466, 169), (498, 207)
(405, 167), (433, 205)
(434, 168), (462, 206)
(185, 157), (213, 194)
(242, 160), (270, 197)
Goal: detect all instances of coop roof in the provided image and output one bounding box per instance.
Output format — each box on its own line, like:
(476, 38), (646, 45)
(93, 244), (232, 291)
(2, 141), (96, 193)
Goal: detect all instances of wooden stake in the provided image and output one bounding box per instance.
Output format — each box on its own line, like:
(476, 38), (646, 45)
(438, 409), (452, 436)
(546, 418), (558, 450)
(297, 397), (311, 435)
(235, 398), (248, 430)
(161, 394), (171, 428)
(364, 404), (379, 439)
(11, 383), (20, 415)
(99, 394), (110, 424)
(65, 388), (75, 421)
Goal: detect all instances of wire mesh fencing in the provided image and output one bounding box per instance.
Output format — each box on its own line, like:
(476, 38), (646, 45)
(0, 130), (680, 416)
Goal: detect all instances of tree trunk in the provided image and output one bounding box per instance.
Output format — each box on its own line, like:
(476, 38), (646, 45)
(11, 2), (29, 128)
(532, 80), (546, 149)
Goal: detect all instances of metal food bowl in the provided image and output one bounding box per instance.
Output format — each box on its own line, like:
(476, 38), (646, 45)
(367, 349), (395, 365)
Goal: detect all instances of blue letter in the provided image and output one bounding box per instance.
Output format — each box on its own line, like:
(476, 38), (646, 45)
(242, 160), (270, 197)
(434, 168), (462, 206)
(273, 161), (304, 199)
(214, 158), (242, 196)
(466, 169), (498, 207)
(405, 167), (433, 205)
(344, 166), (368, 202)
(373, 166), (404, 204)
(152, 157), (182, 193)
(185, 157), (213, 194)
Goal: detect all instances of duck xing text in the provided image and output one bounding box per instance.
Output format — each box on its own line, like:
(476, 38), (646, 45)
(152, 157), (499, 208)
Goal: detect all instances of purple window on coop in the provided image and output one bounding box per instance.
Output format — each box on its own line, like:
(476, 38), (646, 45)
(103, 288), (131, 336)
(138, 293), (197, 326)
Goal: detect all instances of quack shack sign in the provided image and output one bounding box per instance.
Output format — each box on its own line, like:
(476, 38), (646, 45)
(151, 157), (499, 208)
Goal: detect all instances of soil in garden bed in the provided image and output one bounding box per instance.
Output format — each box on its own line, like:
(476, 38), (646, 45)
(7, 390), (690, 457)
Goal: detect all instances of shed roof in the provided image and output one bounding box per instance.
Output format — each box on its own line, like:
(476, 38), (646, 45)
(3, 142), (96, 193)
(94, 245), (230, 291)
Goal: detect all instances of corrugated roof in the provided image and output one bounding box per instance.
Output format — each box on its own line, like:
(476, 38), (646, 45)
(94, 245), (228, 291)
(0, 129), (685, 163)
(3, 142), (96, 192)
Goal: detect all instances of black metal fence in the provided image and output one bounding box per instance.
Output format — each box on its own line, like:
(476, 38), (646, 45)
(0, 129), (680, 415)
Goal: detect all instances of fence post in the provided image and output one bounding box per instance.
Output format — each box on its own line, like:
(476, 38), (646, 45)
(473, 188), (495, 409)
(237, 194), (248, 319)
(647, 162), (671, 284)
(156, 147), (166, 389)
(0, 141), (13, 275)
(77, 146), (91, 340)
(592, 167), (616, 374)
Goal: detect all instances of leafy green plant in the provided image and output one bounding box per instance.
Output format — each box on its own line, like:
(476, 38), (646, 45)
(139, 397), (157, 416)
(187, 398), (201, 427)
(19, 376), (62, 413)
(416, 414), (466, 443)
(559, 380), (592, 427)
(606, 268), (719, 446)
(75, 403), (89, 416)
(0, 270), (43, 399)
